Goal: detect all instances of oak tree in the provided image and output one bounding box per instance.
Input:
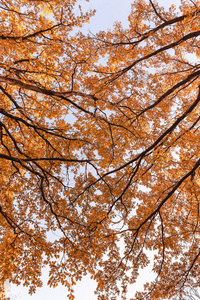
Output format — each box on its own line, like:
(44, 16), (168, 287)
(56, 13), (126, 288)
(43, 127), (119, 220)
(1, 0), (200, 299)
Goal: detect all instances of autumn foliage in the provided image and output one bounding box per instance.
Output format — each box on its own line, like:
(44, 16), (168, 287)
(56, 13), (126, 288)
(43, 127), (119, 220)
(1, 0), (200, 299)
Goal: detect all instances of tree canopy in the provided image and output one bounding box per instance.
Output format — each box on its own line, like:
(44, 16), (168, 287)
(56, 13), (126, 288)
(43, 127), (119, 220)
(1, 0), (200, 299)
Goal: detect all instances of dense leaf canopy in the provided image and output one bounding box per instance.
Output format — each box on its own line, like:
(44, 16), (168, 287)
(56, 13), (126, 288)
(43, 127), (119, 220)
(1, 0), (200, 299)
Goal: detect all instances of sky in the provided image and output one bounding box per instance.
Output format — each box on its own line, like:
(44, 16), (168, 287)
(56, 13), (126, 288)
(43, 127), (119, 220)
(7, 0), (180, 299)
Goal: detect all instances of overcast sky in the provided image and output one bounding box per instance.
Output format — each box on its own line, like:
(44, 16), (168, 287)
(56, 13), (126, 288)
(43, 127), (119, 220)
(8, 0), (180, 299)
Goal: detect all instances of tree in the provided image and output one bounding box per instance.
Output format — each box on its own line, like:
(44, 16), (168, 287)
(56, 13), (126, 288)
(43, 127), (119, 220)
(179, 286), (200, 300)
(1, 0), (200, 299)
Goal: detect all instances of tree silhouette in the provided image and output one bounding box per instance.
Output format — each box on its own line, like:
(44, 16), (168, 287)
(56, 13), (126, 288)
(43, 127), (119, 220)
(1, 0), (200, 299)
